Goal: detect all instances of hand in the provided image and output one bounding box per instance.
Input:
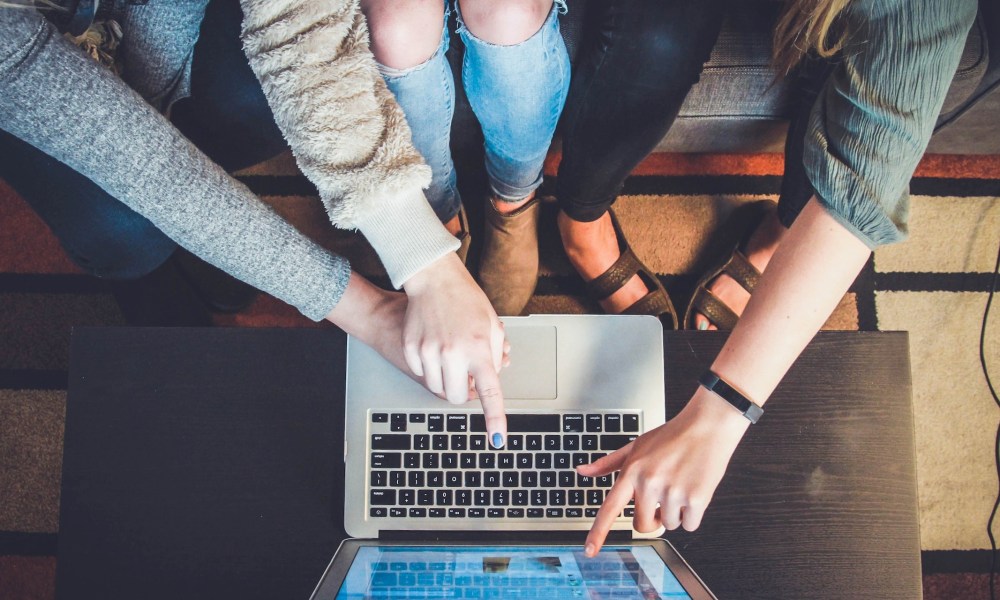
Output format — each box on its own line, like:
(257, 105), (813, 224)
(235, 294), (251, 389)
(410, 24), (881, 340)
(579, 387), (750, 556)
(402, 253), (509, 447)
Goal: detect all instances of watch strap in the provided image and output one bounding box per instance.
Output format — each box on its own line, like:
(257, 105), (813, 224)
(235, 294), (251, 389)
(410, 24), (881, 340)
(698, 370), (764, 424)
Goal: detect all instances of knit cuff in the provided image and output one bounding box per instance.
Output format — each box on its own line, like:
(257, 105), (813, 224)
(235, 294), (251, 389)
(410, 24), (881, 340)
(353, 185), (460, 289)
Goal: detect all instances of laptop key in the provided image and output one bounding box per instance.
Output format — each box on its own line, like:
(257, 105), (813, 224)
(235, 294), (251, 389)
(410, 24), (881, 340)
(390, 507), (406, 518)
(488, 508), (504, 518)
(586, 415), (603, 432)
(447, 414), (468, 432)
(470, 435), (487, 451)
(474, 491), (490, 506)
(469, 508), (486, 518)
(564, 435), (580, 450)
(432, 435), (448, 450)
(456, 490), (472, 506)
(546, 508), (564, 518)
(370, 471), (387, 487)
(540, 471), (557, 487)
(371, 434), (410, 450)
(554, 453), (571, 469)
(404, 452), (420, 468)
(449, 508), (466, 518)
(549, 490), (566, 506)
(427, 471), (444, 487)
(430, 508), (445, 518)
(371, 453), (402, 469)
(372, 413), (388, 423)
(389, 471), (405, 487)
(516, 453), (533, 469)
(502, 472), (518, 487)
(508, 435), (524, 450)
(566, 508), (583, 518)
(409, 413), (425, 423)
(408, 471), (424, 487)
(410, 508), (427, 518)
(442, 453), (458, 469)
(569, 490), (585, 506)
(464, 472), (481, 487)
(370, 489), (395, 505)
(544, 435), (561, 450)
(473, 413), (560, 433)
(446, 471), (463, 487)
(508, 508), (525, 518)
(563, 414), (584, 432)
(513, 490), (528, 506)
(527, 508), (544, 518)
(370, 507), (387, 517)
(422, 454), (439, 469)
(582, 435), (598, 451)
(600, 435), (637, 451)
(623, 414), (639, 432)
(483, 471), (501, 487)
(587, 490), (604, 505)
(436, 490), (453, 506)
(390, 413), (407, 432)
(536, 453), (552, 469)
(418, 491), (434, 505)
(585, 508), (599, 518)
(414, 435), (430, 450)
(498, 453), (514, 469)
(526, 435), (542, 450)
(605, 414), (622, 432)
(521, 472), (538, 487)
(400, 490), (415, 505)
(450, 435), (467, 450)
(558, 472), (575, 488)
(531, 490), (546, 506)
(492, 490), (509, 506)
(478, 454), (496, 469)
(427, 414), (445, 432)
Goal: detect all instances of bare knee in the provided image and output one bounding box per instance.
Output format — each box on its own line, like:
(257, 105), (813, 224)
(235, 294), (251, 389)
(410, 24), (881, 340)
(459, 0), (552, 46)
(361, 0), (444, 69)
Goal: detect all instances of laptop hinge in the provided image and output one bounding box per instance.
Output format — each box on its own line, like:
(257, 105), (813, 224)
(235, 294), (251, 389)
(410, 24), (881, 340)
(377, 530), (632, 544)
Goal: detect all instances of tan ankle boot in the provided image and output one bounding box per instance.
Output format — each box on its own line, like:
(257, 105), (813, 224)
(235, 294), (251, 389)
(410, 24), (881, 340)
(478, 197), (541, 316)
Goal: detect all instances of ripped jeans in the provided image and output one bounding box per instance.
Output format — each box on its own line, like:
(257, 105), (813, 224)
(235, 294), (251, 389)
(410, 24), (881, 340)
(377, 1), (570, 222)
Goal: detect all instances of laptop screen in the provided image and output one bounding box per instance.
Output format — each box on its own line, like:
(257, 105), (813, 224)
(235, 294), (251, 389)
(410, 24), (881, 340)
(335, 545), (692, 599)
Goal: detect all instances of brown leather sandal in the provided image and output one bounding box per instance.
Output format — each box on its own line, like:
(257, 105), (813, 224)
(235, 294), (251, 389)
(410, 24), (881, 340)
(683, 200), (774, 330)
(585, 210), (678, 329)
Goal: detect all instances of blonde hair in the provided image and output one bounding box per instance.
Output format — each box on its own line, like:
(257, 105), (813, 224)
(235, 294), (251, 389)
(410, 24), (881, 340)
(772, 0), (851, 75)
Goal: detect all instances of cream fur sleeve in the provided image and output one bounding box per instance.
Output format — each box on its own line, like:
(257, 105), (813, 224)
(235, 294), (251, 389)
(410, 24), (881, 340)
(240, 0), (458, 288)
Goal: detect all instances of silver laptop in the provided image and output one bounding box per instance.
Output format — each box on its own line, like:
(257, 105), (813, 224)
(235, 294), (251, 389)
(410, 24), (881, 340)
(322, 314), (717, 598)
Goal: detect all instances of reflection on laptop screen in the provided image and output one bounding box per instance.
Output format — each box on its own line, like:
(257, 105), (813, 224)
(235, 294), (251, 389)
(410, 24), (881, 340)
(337, 545), (691, 599)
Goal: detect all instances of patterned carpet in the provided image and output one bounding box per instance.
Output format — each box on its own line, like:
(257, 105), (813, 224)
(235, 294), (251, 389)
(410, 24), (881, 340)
(0, 151), (998, 598)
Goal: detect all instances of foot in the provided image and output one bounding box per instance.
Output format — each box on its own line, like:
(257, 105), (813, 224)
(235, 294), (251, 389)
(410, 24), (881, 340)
(477, 193), (541, 316)
(693, 208), (787, 330)
(557, 210), (649, 314)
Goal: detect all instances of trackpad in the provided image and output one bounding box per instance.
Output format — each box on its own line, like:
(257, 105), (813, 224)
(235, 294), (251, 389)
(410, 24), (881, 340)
(499, 325), (557, 400)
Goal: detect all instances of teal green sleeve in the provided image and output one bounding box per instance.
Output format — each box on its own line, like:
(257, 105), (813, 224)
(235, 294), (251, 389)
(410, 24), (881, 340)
(803, 0), (978, 249)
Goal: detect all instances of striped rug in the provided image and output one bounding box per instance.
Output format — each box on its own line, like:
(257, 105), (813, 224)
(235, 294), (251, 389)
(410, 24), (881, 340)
(1, 152), (998, 599)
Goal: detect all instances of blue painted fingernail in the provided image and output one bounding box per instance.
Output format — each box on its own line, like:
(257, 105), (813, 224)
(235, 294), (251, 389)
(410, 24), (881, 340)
(697, 321), (708, 331)
(491, 432), (504, 449)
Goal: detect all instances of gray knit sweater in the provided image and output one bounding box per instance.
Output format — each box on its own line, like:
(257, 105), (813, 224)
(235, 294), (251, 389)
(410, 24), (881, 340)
(0, 2), (457, 321)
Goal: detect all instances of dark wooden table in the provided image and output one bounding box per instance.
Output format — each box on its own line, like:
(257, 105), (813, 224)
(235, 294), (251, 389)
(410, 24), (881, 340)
(56, 327), (920, 599)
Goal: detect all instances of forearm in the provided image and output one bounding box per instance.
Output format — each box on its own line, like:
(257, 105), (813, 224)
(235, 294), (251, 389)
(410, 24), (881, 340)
(710, 197), (871, 407)
(0, 10), (349, 320)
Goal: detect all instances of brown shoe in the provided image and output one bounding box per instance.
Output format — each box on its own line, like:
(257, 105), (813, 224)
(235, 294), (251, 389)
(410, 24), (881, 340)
(477, 197), (541, 316)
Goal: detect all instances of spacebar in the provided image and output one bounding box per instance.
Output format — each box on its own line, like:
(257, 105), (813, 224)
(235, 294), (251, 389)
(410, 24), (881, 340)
(470, 414), (561, 432)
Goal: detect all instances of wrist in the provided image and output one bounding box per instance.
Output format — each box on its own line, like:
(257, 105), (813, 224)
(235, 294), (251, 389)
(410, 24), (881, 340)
(402, 253), (467, 296)
(686, 385), (752, 438)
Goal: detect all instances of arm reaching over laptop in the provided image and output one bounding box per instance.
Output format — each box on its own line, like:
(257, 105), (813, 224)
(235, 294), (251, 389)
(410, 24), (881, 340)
(238, 0), (508, 432)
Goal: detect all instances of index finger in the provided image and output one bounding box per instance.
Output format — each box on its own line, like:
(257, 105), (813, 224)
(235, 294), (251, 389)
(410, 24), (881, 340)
(585, 477), (635, 557)
(470, 361), (507, 449)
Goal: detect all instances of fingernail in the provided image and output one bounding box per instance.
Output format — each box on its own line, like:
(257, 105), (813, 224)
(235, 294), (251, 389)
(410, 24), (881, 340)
(585, 543), (596, 557)
(491, 432), (505, 449)
(697, 321), (708, 331)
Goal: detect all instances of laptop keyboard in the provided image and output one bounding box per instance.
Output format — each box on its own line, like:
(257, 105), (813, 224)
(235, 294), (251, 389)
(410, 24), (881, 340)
(368, 412), (639, 520)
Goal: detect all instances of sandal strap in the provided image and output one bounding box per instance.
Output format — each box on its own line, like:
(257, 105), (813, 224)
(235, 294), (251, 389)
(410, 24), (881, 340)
(689, 287), (740, 330)
(624, 290), (677, 328)
(585, 247), (644, 301)
(722, 250), (761, 294)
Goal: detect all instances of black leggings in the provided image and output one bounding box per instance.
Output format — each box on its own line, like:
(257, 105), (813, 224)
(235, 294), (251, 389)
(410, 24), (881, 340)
(556, 0), (827, 229)
(556, 0), (727, 222)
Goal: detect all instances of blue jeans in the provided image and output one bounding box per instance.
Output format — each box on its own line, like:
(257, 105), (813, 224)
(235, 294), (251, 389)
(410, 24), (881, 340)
(379, 1), (570, 222)
(0, 0), (285, 279)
